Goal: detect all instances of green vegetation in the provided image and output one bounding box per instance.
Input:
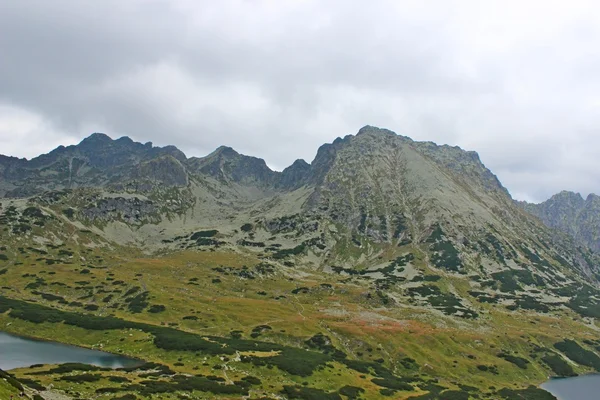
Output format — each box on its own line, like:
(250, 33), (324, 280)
(190, 230), (219, 239)
(0, 197), (594, 400)
(272, 244), (306, 259)
(554, 339), (600, 371)
(541, 354), (576, 377)
(147, 304), (166, 313)
(241, 223), (254, 232)
(281, 385), (342, 399)
(497, 386), (558, 399)
(407, 285), (478, 318)
(498, 352), (530, 369)
(427, 225), (462, 272)
(491, 270), (521, 293)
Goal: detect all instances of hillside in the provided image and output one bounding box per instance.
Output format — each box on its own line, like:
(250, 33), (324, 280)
(1, 126), (600, 399)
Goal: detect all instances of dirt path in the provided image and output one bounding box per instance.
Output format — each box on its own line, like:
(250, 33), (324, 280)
(292, 295), (307, 321)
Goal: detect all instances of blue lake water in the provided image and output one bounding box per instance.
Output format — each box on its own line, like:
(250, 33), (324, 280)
(0, 331), (142, 370)
(541, 374), (600, 400)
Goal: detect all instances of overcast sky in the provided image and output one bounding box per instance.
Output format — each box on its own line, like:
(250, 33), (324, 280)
(1, 0), (599, 202)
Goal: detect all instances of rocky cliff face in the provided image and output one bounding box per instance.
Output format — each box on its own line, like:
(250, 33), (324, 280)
(520, 191), (600, 252)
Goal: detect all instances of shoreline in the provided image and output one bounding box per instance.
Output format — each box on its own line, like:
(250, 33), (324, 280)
(540, 373), (600, 400)
(0, 328), (145, 370)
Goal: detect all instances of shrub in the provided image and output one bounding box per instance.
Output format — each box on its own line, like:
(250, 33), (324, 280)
(339, 385), (365, 399)
(241, 376), (262, 385)
(241, 223), (254, 232)
(498, 352), (530, 369)
(554, 339), (600, 371)
(0, 369), (24, 391)
(371, 377), (413, 391)
(110, 395), (137, 400)
(126, 292), (149, 313)
(281, 385), (342, 400)
(123, 286), (140, 297)
(147, 304), (166, 313)
(497, 386), (557, 400)
(190, 230), (218, 240)
(60, 373), (102, 383)
(273, 244), (306, 259)
(108, 376), (131, 383)
(130, 374), (249, 396)
(541, 354), (576, 377)
(427, 225), (462, 272)
(491, 271), (521, 293)
(32, 363), (105, 375)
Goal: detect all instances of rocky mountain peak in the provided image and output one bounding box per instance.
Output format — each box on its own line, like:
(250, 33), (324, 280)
(78, 132), (113, 146)
(586, 192), (600, 202)
(519, 190), (600, 252)
(189, 145), (277, 187)
(279, 159), (311, 189)
(356, 124), (397, 137)
(211, 145), (239, 157)
(551, 190), (585, 204)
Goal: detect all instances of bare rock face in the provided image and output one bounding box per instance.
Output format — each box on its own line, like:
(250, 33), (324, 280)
(80, 197), (159, 225)
(134, 155), (189, 187)
(520, 191), (600, 253)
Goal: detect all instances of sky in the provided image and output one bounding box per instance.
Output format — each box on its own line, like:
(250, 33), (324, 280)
(1, 0), (599, 203)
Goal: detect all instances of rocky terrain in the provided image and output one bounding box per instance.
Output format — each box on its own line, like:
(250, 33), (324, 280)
(1, 126), (600, 399)
(519, 191), (600, 253)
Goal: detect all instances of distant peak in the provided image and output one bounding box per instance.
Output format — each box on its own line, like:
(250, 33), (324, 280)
(553, 191), (584, 201)
(80, 132), (112, 143)
(586, 193), (599, 201)
(356, 125), (396, 137)
(214, 145), (239, 156)
(282, 158), (311, 174)
(290, 159), (310, 168)
(115, 136), (134, 144)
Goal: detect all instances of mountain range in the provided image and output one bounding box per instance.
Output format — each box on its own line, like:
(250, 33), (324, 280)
(1, 126), (599, 400)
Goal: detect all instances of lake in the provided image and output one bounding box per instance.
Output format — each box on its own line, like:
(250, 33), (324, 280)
(0, 331), (142, 370)
(541, 374), (600, 400)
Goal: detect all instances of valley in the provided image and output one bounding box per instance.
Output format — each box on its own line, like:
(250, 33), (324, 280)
(1, 126), (600, 399)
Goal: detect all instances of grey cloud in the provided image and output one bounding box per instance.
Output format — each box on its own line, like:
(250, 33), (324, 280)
(1, 0), (600, 203)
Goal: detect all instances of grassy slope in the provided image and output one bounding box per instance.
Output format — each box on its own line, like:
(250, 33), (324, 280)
(0, 380), (19, 399)
(1, 241), (597, 399)
(0, 202), (597, 399)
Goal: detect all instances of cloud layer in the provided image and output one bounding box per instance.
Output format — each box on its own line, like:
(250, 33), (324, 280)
(1, 0), (599, 202)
